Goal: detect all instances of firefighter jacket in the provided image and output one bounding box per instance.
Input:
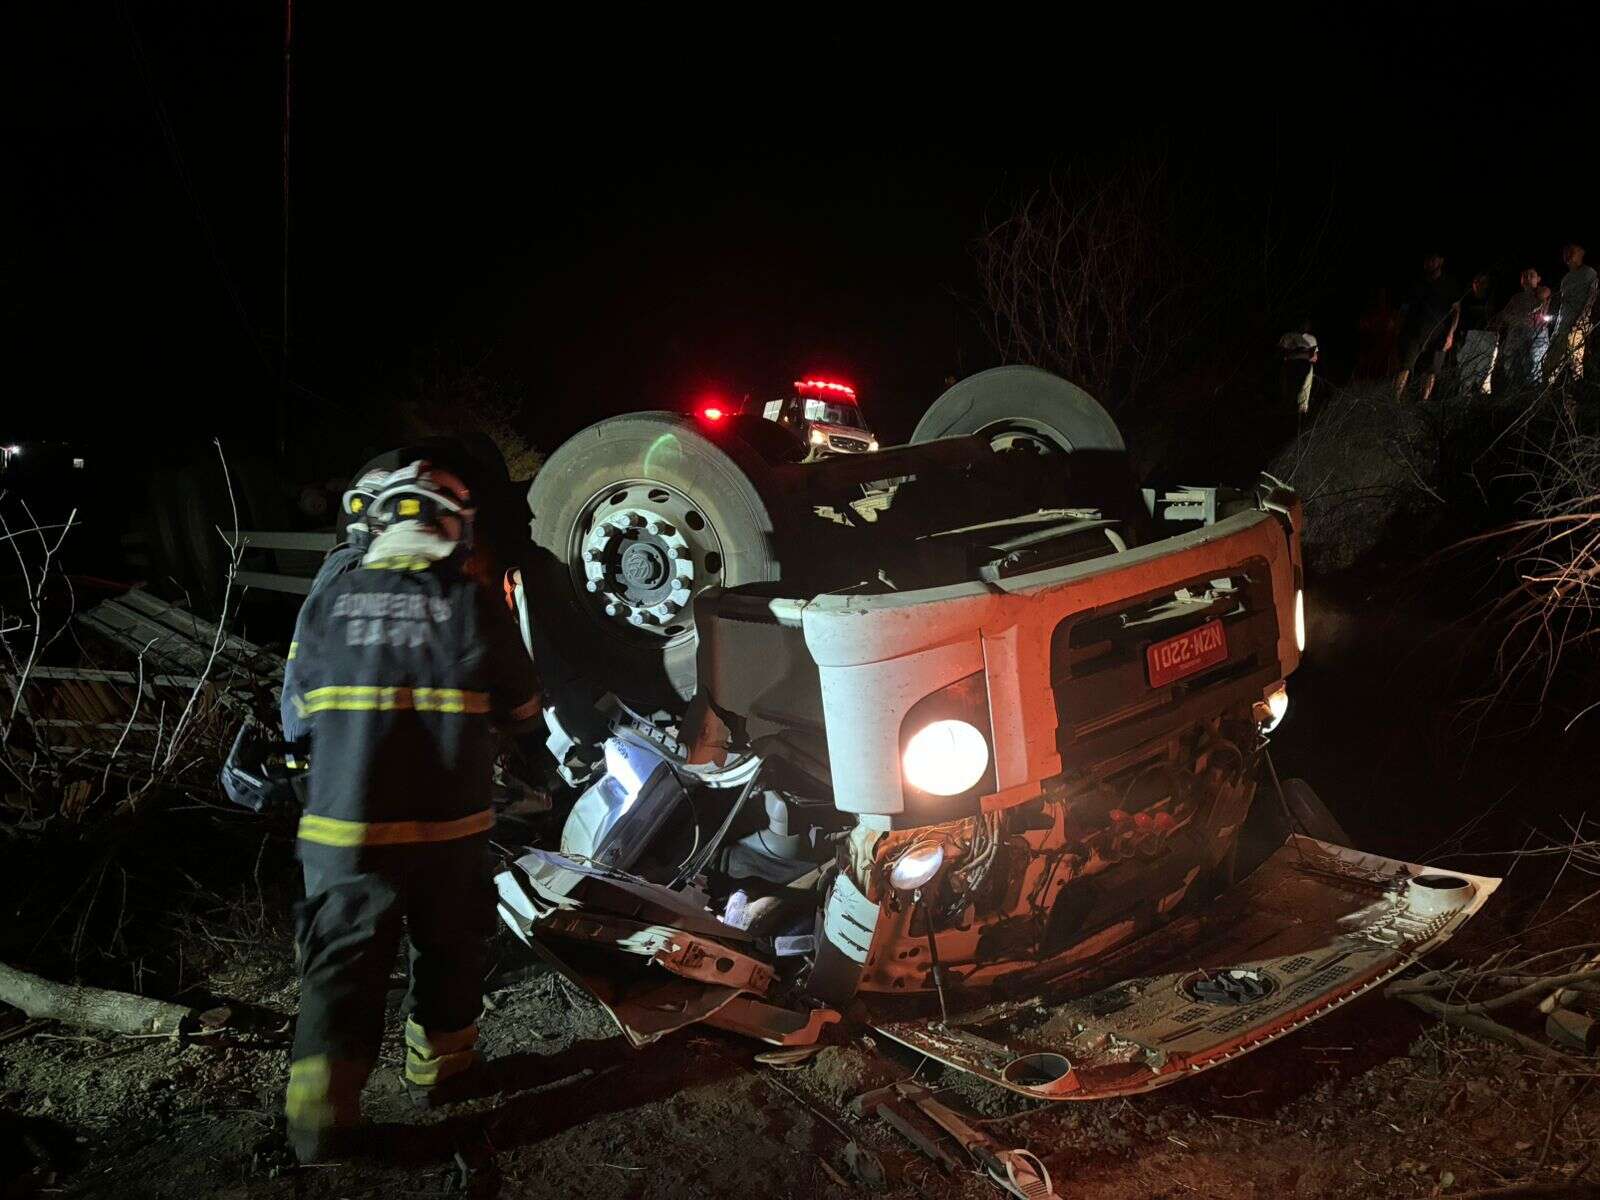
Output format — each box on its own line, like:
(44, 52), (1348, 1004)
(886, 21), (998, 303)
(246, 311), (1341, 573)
(284, 552), (541, 849)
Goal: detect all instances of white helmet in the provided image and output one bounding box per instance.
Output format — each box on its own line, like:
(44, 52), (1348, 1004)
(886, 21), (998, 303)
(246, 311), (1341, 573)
(368, 460), (476, 547)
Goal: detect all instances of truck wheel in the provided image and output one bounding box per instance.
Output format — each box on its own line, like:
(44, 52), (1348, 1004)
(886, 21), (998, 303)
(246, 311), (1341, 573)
(910, 365), (1125, 455)
(527, 413), (783, 710)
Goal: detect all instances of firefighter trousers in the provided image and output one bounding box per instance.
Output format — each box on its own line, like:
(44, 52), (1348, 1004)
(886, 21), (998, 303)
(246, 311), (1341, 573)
(286, 835), (493, 1132)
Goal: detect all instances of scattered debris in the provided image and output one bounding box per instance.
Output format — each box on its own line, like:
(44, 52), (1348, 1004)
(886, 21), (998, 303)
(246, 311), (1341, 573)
(841, 1140), (886, 1191)
(1546, 1008), (1598, 1055)
(753, 1044), (824, 1068)
(3, 587), (282, 821)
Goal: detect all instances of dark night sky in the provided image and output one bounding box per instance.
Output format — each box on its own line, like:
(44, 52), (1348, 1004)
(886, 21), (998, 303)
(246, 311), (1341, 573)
(4, 5), (1594, 461)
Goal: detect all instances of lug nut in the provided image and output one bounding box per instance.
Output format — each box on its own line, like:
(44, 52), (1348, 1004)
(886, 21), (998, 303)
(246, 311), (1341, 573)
(582, 549), (600, 563)
(611, 513), (636, 529)
(586, 581), (601, 593)
(629, 611), (650, 626)
(605, 602), (622, 617)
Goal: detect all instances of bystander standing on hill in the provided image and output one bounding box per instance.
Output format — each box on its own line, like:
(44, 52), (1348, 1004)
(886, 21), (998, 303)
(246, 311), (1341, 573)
(1395, 253), (1460, 402)
(1455, 272), (1497, 394)
(1493, 268), (1551, 391)
(1547, 243), (1597, 385)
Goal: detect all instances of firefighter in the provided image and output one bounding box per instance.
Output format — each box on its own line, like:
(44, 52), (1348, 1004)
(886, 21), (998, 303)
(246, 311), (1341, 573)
(281, 461), (542, 1163)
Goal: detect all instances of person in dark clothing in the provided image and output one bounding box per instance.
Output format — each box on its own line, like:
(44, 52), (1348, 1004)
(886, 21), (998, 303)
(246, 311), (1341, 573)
(1356, 287), (1402, 380)
(1394, 253), (1460, 401)
(1454, 273), (1497, 395)
(281, 461), (542, 1163)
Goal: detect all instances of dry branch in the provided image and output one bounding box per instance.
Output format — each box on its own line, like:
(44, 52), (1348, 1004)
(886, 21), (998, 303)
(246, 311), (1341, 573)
(1391, 990), (1577, 1063)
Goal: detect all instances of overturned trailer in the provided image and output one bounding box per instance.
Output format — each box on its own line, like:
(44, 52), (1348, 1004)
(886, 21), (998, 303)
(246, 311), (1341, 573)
(495, 367), (1497, 1098)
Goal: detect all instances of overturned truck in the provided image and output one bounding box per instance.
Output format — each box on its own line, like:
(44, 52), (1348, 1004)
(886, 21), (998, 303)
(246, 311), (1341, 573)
(495, 367), (1497, 1099)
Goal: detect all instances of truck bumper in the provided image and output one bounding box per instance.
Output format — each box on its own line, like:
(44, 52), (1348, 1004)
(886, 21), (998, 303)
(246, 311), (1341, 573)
(869, 835), (1498, 1099)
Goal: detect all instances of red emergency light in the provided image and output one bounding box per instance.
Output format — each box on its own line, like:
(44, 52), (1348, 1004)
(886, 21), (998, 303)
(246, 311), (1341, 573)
(794, 378), (857, 400)
(698, 403), (726, 423)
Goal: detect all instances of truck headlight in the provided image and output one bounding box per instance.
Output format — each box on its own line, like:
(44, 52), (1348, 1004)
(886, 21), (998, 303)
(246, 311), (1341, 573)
(1294, 589), (1306, 653)
(1255, 682), (1289, 732)
(810, 429), (827, 446)
(902, 720), (990, 796)
(888, 839), (947, 891)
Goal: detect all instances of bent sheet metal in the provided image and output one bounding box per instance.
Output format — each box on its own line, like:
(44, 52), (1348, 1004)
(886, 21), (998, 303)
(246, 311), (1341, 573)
(869, 836), (1498, 1099)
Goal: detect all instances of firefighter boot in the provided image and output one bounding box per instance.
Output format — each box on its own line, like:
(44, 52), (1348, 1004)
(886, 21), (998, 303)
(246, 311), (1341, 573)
(403, 1017), (482, 1110)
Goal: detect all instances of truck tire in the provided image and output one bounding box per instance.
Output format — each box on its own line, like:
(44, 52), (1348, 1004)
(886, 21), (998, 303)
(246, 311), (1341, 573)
(912, 366), (1139, 526)
(527, 412), (784, 710)
(910, 365), (1125, 454)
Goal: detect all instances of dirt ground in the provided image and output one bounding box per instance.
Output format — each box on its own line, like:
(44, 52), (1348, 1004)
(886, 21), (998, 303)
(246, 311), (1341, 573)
(6, 571), (1600, 1199)
(5, 899), (1600, 1200)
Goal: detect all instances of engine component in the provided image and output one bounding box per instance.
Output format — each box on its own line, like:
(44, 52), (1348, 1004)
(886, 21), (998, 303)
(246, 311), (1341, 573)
(560, 737), (686, 878)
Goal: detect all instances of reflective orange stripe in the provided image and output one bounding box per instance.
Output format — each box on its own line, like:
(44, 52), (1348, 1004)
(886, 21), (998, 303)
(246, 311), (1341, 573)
(506, 694), (543, 723)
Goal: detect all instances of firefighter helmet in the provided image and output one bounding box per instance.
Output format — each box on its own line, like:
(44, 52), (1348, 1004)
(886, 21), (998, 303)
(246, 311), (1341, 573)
(368, 460), (476, 546)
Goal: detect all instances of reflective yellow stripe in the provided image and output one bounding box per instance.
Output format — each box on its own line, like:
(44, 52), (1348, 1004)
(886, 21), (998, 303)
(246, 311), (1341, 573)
(300, 686), (490, 715)
(405, 1048), (476, 1086)
(284, 1055), (331, 1126)
(297, 808), (494, 847)
(404, 1017), (478, 1056)
(287, 641), (298, 661)
(403, 1017), (480, 1086)
(363, 555), (432, 571)
(285, 1055), (365, 1130)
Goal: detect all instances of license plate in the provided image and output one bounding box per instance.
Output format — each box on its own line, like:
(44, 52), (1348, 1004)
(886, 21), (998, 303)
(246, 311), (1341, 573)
(1145, 619), (1228, 688)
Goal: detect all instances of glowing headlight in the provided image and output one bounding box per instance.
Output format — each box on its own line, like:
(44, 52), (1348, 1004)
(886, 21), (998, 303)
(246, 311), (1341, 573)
(1294, 589), (1306, 653)
(902, 719), (989, 796)
(889, 840), (947, 892)
(1255, 682), (1289, 732)
(809, 428), (827, 445)
(867, 439), (879, 452)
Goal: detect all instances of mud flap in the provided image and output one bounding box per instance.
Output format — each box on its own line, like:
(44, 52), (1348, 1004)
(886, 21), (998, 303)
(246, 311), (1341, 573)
(870, 836), (1499, 1099)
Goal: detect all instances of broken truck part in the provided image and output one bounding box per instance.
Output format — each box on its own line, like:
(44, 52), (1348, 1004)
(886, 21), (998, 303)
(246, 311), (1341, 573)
(489, 365), (1501, 1088)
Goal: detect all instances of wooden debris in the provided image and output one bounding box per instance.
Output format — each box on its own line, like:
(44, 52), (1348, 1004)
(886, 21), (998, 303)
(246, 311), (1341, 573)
(0, 961), (198, 1036)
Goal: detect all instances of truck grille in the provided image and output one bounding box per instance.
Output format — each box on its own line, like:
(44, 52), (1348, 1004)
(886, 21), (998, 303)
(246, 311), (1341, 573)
(830, 435), (872, 453)
(1047, 558), (1280, 767)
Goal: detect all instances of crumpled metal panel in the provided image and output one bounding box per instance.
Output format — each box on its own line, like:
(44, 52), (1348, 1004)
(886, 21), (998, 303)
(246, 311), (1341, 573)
(869, 836), (1499, 1099)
